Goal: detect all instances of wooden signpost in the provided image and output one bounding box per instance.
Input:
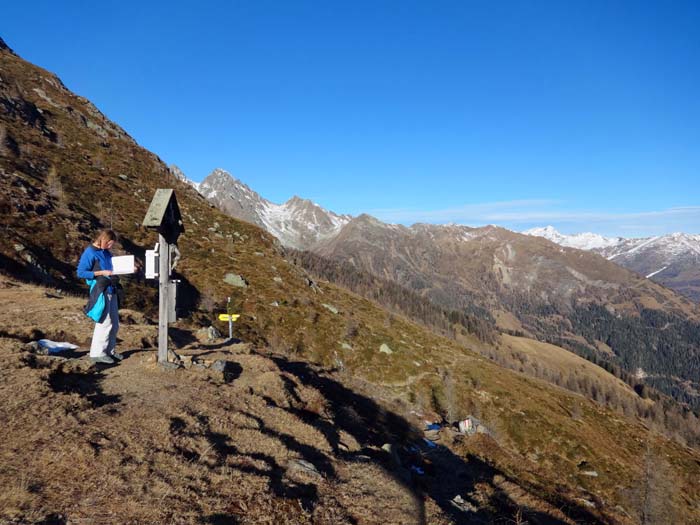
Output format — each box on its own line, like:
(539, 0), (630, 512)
(142, 189), (184, 365)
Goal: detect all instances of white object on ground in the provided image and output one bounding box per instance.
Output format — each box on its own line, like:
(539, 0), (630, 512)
(458, 416), (482, 435)
(38, 339), (79, 354)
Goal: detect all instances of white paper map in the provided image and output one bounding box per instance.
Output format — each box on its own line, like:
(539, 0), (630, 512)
(112, 255), (135, 275)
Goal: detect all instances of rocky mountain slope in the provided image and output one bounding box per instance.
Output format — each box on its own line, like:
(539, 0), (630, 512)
(525, 226), (700, 302)
(2, 35), (700, 523)
(191, 168), (699, 306)
(196, 167), (350, 250)
(312, 217), (700, 410)
(189, 169), (700, 409)
(169, 164), (200, 192)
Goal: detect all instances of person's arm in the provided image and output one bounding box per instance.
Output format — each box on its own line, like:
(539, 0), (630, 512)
(77, 249), (97, 279)
(77, 249), (112, 278)
(77, 249), (96, 279)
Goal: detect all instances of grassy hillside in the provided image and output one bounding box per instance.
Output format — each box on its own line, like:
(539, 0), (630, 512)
(2, 279), (700, 524)
(309, 218), (700, 411)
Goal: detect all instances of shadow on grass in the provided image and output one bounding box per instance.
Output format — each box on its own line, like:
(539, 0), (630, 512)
(199, 514), (240, 525)
(156, 348), (609, 525)
(169, 410), (321, 515)
(267, 356), (607, 525)
(169, 326), (198, 348)
(217, 360), (243, 383)
(161, 352), (607, 524)
(35, 513), (67, 525)
(47, 367), (121, 408)
(122, 347), (152, 359)
(196, 338), (244, 352)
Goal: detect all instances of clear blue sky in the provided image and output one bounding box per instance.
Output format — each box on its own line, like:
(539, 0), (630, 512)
(3, 1), (699, 236)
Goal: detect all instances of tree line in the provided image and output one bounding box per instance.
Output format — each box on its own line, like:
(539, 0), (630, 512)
(290, 249), (700, 446)
(289, 249), (496, 344)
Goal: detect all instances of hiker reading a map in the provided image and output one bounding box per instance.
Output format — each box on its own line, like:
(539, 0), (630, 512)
(77, 229), (124, 365)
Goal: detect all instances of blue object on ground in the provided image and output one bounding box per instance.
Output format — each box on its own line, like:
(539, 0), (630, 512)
(426, 423), (441, 431)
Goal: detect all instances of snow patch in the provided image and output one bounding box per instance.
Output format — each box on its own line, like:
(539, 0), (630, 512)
(524, 226), (622, 250)
(646, 266), (668, 279)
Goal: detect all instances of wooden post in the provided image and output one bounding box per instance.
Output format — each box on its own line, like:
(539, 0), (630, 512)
(143, 189), (184, 366)
(158, 233), (169, 364)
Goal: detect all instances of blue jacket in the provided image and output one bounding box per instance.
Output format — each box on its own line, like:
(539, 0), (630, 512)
(77, 245), (114, 322)
(77, 245), (113, 281)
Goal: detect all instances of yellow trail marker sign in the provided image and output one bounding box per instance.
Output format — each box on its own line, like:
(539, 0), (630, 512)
(218, 314), (240, 322)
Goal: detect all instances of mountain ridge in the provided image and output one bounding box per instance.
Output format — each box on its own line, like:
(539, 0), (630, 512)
(195, 167), (351, 250)
(525, 225), (700, 301)
(187, 169), (700, 409)
(189, 167), (699, 302)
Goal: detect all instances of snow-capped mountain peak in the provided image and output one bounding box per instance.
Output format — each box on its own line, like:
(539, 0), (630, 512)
(524, 226), (700, 301)
(197, 168), (351, 250)
(523, 226), (622, 250)
(169, 164), (200, 192)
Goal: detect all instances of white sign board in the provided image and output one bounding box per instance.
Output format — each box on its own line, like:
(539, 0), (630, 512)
(112, 255), (135, 275)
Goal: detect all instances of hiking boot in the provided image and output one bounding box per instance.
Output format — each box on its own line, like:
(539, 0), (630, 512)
(109, 350), (124, 361)
(90, 354), (116, 365)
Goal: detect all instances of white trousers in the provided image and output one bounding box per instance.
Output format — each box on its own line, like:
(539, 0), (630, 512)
(89, 293), (119, 357)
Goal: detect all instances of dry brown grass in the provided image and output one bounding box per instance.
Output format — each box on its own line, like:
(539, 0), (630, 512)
(1, 280), (699, 524)
(500, 334), (636, 394)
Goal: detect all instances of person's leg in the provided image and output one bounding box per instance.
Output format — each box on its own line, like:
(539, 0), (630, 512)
(107, 293), (120, 357)
(107, 293), (118, 353)
(89, 295), (113, 357)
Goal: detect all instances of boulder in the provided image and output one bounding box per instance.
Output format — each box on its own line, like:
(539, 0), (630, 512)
(196, 325), (221, 343)
(287, 459), (322, 478)
(223, 273), (248, 288)
(322, 303), (339, 315)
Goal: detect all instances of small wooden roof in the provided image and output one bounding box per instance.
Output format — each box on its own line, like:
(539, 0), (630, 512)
(143, 189), (184, 242)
